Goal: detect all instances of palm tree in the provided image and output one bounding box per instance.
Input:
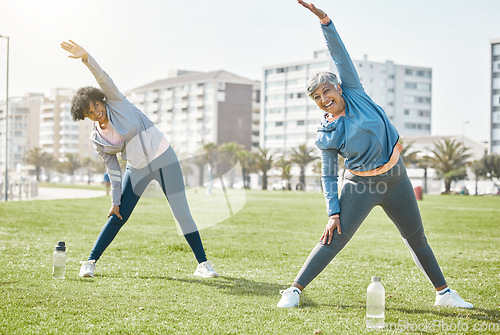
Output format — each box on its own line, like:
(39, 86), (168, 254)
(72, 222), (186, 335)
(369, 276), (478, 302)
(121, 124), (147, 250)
(219, 142), (244, 188)
(274, 155), (292, 190)
(312, 160), (322, 192)
(203, 142), (219, 187)
(429, 138), (471, 194)
(24, 147), (45, 181)
(478, 153), (500, 183)
(290, 144), (319, 191)
(254, 147), (273, 190)
(399, 138), (419, 166)
(236, 149), (256, 189)
(416, 155), (433, 194)
(41, 153), (56, 183)
(59, 153), (82, 178)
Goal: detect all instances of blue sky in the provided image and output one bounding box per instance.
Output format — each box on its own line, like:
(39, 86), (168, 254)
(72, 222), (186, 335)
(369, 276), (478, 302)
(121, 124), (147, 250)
(0, 0), (499, 143)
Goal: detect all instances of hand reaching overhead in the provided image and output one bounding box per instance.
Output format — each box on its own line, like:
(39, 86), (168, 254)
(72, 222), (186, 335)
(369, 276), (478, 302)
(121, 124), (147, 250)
(61, 40), (88, 62)
(297, 0), (327, 19)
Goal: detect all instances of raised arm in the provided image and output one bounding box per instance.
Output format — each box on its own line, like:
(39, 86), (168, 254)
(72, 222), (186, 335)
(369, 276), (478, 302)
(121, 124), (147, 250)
(298, 1), (362, 89)
(61, 40), (125, 101)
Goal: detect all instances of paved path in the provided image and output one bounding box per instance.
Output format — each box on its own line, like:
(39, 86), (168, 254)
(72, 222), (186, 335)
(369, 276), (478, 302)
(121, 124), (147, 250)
(35, 187), (106, 200)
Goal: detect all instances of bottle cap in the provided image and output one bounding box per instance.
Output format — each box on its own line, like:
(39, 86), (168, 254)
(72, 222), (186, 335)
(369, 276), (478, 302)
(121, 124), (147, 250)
(371, 276), (381, 282)
(55, 241), (66, 251)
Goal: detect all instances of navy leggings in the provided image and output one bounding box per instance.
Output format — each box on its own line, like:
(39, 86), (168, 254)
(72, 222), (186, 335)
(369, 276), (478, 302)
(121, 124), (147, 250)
(295, 158), (446, 288)
(88, 146), (207, 263)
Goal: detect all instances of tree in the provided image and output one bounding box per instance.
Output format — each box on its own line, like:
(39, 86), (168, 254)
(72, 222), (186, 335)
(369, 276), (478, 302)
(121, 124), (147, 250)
(219, 142), (244, 188)
(41, 153), (56, 183)
(274, 155), (292, 190)
(253, 147), (273, 190)
(416, 155), (433, 194)
(477, 154), (500, 183)
(290, 144), (319, 191)
(312, 160), (322, 192)
(24, 147), (46, 181)
(59, 153), (82, 177)
(82, 156), (105, 184)
(236, 149), (256, 189)
(429, 138), (471, 194)
(399, 138), (419, 166)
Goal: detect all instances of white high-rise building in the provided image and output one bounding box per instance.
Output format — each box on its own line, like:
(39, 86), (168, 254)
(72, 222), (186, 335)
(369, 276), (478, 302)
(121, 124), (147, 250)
(261, 51), (432, 154)
(491, 38), (500, 154)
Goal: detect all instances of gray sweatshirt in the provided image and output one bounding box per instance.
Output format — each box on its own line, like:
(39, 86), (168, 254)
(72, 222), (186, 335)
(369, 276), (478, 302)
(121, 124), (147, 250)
(84, 55), (164, 206)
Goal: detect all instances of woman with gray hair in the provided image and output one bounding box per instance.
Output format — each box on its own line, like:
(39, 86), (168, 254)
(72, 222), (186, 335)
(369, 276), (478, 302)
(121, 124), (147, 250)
(277, 1), (473, 309)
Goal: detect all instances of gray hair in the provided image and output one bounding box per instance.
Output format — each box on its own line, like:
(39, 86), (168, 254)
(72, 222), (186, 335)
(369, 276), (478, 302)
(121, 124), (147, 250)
(306, 72), (340, 97)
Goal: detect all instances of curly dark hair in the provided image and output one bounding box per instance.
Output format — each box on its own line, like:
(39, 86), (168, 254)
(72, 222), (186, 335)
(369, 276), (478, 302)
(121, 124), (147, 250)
(70, 86), (106, 121)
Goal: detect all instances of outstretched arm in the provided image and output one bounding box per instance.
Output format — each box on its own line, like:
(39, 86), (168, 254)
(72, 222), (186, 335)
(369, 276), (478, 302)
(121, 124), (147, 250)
(297, 1), (362, 89)
(60, 40), (125, 101)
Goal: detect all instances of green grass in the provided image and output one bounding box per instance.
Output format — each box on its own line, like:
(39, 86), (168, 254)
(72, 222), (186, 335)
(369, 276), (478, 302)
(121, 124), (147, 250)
(0, 191), (499, 334)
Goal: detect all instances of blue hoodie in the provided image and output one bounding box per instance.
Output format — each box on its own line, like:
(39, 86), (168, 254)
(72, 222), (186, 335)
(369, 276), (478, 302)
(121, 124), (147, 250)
(315, 20), (400, 216)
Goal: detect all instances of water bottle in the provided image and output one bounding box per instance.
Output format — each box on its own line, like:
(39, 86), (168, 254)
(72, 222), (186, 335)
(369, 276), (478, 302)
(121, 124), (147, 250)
(52, 241), (66, 279)
(366, 276), (385, 329)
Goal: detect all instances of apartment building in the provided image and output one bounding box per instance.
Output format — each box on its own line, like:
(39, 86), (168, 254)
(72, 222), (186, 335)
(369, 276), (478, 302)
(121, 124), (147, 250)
(261, 51), (432, 154)
(0, 94), (43, 172)
(39, 88), (94, 161)
(128, 70), (260, 155)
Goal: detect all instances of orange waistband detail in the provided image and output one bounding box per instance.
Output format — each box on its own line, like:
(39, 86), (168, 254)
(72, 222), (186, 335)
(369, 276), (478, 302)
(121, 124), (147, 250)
(348, 142), (403, 177)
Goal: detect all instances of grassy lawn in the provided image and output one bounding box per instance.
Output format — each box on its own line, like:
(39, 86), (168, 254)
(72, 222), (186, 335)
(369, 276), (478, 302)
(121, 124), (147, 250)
(0, 190), (499, 334)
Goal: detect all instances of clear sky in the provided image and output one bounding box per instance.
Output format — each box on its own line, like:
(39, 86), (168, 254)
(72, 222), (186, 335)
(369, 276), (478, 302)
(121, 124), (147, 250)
(0, 0), (499, 144)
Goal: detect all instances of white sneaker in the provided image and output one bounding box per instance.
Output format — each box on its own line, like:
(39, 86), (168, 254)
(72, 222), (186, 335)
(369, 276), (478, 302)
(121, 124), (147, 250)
(193, 260), (218, 278)
(277, 287), (301, 308)
(434, 289), (473, 309)
(79, 260), (96, 277)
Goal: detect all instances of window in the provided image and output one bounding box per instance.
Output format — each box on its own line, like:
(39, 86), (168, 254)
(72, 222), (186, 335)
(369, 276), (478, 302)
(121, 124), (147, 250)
(276, 122), (283, 127)
(404, 109), (410, 115)
(405, 83), (417, 89)
(277, 68), (286, 73)
(405, 69), (414, 75)
(297, 120), (305, 126)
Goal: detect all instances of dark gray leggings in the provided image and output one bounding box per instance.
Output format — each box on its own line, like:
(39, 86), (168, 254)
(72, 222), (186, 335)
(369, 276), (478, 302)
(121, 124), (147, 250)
(295, 158), (446, 288)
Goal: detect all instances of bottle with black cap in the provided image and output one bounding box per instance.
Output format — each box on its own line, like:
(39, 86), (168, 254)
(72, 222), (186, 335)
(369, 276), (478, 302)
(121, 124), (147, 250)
(52, 241), (66, 279)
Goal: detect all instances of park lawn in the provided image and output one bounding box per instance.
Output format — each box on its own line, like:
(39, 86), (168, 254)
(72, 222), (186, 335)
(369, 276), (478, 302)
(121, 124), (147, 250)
(0, 190), (499, 334)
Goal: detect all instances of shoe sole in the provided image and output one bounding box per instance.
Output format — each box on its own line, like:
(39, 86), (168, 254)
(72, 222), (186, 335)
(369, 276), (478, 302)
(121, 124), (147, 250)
(193, 272), (218, 278)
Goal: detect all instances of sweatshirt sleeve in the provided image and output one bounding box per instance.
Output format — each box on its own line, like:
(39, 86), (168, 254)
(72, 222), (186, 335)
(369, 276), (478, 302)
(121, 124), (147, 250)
(83, 55), (126, 102)
(321, 20), (362, 90)
(321, 149), (340, 216)
(95, 146), (122, 206)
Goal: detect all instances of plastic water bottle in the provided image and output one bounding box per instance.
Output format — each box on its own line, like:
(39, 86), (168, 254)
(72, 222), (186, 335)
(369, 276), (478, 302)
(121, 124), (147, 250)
(52, 241), (66, 279)
(366, 276), (385, 329)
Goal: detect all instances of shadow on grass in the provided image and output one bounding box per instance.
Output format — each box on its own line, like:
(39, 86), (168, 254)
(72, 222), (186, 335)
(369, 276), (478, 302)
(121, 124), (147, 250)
(136, 275), (317, 305)
(314, 302), (499, 323)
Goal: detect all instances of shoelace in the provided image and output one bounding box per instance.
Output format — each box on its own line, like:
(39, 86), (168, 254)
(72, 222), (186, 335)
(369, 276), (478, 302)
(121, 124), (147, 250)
(280, 289), (299, 296)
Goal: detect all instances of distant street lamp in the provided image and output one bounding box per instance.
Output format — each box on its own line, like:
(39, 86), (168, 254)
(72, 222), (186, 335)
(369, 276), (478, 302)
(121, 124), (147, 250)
(0, 35), (9, 201)
(462, 120), (469, 144)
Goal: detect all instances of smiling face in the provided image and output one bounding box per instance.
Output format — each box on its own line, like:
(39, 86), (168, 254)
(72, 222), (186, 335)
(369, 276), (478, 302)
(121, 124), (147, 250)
(84, 100), (108, 124)
(311, 82), (346, 116)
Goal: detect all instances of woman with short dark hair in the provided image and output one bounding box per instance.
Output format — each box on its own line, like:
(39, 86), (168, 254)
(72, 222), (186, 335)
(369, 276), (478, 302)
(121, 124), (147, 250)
(61, 40), (218, 279)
